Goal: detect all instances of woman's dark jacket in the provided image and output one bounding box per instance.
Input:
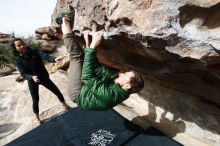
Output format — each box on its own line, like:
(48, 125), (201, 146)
(16, 47), (55, 81)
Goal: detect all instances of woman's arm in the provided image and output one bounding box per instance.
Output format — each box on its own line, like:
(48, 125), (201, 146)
(16, 58), (32, 80)
(38, 50), (56, 63)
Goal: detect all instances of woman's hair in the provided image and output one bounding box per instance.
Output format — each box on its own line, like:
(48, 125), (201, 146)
(10, 38), (25, 55)
(127, 70), (144, 93)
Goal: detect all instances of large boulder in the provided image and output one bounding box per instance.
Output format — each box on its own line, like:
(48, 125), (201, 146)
(35, 26), (61, 40)
(49, 0), (220, 145)
(31, 39), (62, 52)
(33, 26), (63, 52)
(0, 64), (16, 77)
(51, 0), (220, 105)
(44, 45), (70, 73)
(0, 32), (14, 44)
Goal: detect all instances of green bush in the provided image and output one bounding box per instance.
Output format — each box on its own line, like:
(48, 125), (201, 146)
(27, 36), (43, 50)
(28, 41), (42, 50)
(0, 44), (15, 65)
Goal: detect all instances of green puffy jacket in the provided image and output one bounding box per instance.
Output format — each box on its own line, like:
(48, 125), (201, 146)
(77, 48), (129, 110)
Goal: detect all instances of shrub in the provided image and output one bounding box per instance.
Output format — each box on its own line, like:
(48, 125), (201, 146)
(0, 44), (15, 65)
(27, 35), (43, 50)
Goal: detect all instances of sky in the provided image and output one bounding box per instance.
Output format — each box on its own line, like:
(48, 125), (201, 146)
(0, 0), (57, 37)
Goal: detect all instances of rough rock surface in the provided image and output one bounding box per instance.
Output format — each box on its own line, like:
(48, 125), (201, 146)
(51, 0), (220, 105)
(0, 32), (14, 44)
(0, 64), (16, 77)
(1, 71), (219, 146)
(44, 45), (70, 73)
(35, 26), (61, 40)
(49, 0), (220, 145)
(33, 27), (70, 71)
(33, 27), (63, 52)
(31, 39), (61, 52)
(0, 71), (76, 145)
(1, 0), (220, 145)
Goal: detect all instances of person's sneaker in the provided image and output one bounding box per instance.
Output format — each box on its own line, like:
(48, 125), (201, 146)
(55, 10), (75, 25)
(39, 120), (43, 124)
(37, 119), (43, 124)
(63, 103), (71, 110)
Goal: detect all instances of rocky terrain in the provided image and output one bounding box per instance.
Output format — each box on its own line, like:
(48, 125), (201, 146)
(50, 0), (220, 145)
(0, 32), (16, 77)
(0, 71), (76, 145)
(0, 33), (14, 44)
(51, 0), (220, 106)
(0, 30), (71, 145)
(0, 0), (220, 146)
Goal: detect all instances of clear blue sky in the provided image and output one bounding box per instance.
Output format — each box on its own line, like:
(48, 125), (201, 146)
(0, 0), (57, 37)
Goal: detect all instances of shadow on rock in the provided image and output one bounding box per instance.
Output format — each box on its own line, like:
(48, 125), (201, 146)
(0, 123), (22, 139)
(131, 102), (186, 138)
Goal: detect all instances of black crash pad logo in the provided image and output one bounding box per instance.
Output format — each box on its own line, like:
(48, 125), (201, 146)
(88, 129), (116, 146)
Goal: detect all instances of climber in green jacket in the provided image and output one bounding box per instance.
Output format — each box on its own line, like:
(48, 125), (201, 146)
(57, 10), (144, 110)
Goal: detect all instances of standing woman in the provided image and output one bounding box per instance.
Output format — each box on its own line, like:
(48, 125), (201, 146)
(11, 38), (69, 123)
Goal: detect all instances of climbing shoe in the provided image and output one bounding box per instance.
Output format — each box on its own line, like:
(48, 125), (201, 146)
(55, 10), (75, 25)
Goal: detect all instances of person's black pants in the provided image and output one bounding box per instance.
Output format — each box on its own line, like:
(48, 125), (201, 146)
(27, 78), (65, 113)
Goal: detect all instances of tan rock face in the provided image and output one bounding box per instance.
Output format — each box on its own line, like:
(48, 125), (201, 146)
(0, 64), (16, 77)
(45, 45), (70, 73)
(34, 26), (64, 52)
(49, 0), (220, 145)
(35, 26), (61, 40)
(50, 0), (220, 105)
(0, 32), (14, 44)
(3, 0), (218, 145)
(32, 26), (70, 72)
(31, 39), (60, 52)
(0, 71), (76, 145)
